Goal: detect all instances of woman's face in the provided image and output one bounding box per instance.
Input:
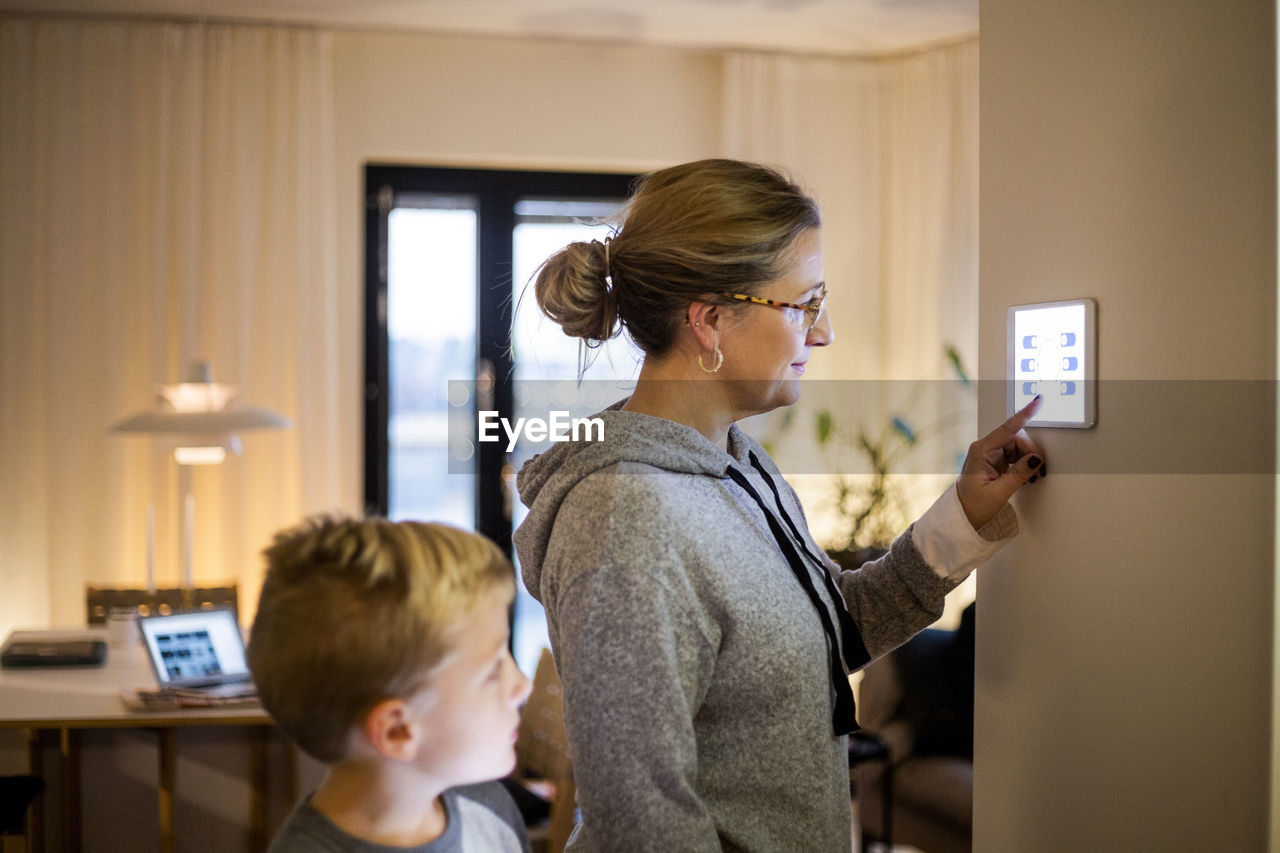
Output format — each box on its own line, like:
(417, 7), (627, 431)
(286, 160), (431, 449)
(718, 228), (832, 416)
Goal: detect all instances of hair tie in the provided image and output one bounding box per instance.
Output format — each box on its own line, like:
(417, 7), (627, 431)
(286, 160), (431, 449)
(604, 236), (614, 294)
(599, 237), (614, 293)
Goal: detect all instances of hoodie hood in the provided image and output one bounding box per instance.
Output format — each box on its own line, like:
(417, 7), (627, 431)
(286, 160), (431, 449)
(514, 401), (758, 597)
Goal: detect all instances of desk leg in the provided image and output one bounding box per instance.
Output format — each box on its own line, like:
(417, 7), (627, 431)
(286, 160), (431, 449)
(27, 729), (45, 853)
(157, 728), (176, 853)
(285, 738), (297, 808)
(249, 727), (267, 852)
(59, 727), (81, 853)
(881, 763), (893, 852)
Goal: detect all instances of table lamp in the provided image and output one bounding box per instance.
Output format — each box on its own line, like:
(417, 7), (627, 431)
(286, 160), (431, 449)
(109, 360), (291, 593)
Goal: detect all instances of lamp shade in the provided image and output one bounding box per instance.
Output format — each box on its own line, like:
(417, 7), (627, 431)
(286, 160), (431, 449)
(108, 361), (291, 441)
(109, 406), (290, 435)
(107, 361), (292, 589)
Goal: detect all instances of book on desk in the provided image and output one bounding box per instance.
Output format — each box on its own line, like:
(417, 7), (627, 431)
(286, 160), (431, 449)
(119, 686), (260, 710)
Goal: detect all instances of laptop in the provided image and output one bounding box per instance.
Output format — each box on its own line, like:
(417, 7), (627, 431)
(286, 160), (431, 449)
(137, 606), (257, 699)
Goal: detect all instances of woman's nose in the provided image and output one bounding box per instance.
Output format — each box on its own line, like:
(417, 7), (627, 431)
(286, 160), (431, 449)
(807, 307), (834, 347)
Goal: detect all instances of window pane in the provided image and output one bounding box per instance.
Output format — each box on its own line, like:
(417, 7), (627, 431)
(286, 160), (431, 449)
(509, 209), (639, 675)
(387, 205), (477, 528)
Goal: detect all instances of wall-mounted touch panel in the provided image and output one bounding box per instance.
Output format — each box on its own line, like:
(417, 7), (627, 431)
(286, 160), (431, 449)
(1007, 298), (1096, 428)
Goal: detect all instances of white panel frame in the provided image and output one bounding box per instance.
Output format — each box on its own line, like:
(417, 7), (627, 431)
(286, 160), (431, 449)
(1006, 297), (1096, 428)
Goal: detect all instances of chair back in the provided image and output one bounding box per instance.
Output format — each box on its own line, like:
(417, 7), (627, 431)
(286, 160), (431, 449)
(86, 584), (239, 624)
(516, 648), (572, 782)
(0, 775), (45, 853)
(515, 648), (576, 853)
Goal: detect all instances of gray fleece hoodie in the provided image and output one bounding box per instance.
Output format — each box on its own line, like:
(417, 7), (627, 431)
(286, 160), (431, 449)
(514, 405), (961, 853)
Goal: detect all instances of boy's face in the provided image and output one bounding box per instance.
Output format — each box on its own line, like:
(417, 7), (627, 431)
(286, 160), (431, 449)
(408, 587), (531, 786)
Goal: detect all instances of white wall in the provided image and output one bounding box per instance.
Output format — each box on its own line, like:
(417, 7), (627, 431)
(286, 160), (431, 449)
(977, 1), (1277, 850)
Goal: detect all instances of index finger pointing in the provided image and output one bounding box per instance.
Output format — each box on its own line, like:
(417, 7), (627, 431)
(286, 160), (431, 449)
(981, 394), (1044, 448)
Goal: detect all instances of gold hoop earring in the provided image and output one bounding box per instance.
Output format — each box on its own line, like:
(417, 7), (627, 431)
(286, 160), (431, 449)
(698, 346), (724, 374)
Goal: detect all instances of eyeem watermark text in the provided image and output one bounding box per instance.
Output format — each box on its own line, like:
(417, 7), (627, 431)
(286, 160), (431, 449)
(478, 410), (605, 451)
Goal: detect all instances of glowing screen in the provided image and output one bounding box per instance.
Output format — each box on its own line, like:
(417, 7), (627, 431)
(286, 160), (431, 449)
(1007, 298), (1096, 428)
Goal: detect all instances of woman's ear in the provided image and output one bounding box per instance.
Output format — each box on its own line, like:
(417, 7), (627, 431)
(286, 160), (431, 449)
(686, 300), (721, 349)
(363, 698), (420, 761)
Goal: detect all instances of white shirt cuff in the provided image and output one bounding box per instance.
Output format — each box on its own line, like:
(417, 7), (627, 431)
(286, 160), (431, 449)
(911, 483), (1020, 581)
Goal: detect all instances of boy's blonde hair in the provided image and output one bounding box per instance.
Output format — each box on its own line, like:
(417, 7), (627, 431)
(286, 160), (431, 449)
(247, 515), (514, 763)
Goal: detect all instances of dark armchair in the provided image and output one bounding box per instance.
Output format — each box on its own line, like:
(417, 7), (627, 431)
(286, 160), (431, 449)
(855, 603), (975, 853)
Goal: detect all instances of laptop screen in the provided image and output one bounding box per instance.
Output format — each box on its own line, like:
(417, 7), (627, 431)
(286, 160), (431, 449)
(137, 607), (250, 689)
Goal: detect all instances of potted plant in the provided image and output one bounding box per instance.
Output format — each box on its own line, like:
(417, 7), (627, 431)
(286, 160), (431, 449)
(799, 345), (976, 572)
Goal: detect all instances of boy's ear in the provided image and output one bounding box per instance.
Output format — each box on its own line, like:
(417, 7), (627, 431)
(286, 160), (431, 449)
(363, 698), (421, 761)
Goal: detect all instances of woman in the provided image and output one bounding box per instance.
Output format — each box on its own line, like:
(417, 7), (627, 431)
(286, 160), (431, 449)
(513, 159), (1043, 852)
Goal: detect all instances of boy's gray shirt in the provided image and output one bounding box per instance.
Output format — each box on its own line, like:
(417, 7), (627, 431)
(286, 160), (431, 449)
(514, 406), (964, 853)
(266, 782), (529, 853)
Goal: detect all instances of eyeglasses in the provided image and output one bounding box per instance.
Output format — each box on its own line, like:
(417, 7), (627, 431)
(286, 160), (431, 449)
(721, 285), (827, 332)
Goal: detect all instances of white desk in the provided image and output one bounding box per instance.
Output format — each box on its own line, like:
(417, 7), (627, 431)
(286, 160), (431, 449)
(0, 629), (288, 853)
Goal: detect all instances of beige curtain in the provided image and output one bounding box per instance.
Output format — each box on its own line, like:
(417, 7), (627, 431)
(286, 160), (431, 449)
(722, 51), (885, 380)
(722, 39), (979, 381)
(878, 41), (979, 381)
(722, 42), (979, 595)
(0, 19), (342, 635)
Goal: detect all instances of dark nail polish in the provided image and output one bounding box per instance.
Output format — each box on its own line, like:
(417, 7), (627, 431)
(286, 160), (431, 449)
(1028, 455), (1042, 469)
(1029, 474), (1038, 484)
(1039, 465), (1047, 478)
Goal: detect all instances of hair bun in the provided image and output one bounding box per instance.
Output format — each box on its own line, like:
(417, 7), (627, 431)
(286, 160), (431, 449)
(532, 238), (620, 346)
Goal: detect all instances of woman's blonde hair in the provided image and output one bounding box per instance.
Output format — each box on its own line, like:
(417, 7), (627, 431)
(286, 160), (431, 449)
(247, 516), (513, 763)
(532, 158), (821, 357)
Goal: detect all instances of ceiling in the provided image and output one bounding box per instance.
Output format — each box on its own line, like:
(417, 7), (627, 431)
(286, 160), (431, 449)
(2, 0), (978, 57)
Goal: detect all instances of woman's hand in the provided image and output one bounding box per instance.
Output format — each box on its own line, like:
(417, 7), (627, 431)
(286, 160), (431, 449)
(956, 395), (1047, 531)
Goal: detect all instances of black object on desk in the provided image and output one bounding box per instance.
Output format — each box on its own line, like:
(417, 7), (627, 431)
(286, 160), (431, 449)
(0, 640), (107, 668)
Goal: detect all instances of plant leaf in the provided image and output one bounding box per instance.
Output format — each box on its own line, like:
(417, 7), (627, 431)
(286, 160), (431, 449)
(816, 409), (833, 444)
(891, 416), (918, 445)
(944, 344), (971, 386)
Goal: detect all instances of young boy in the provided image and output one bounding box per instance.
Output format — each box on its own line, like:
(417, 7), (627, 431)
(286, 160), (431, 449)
(248, 515), (533, 852)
